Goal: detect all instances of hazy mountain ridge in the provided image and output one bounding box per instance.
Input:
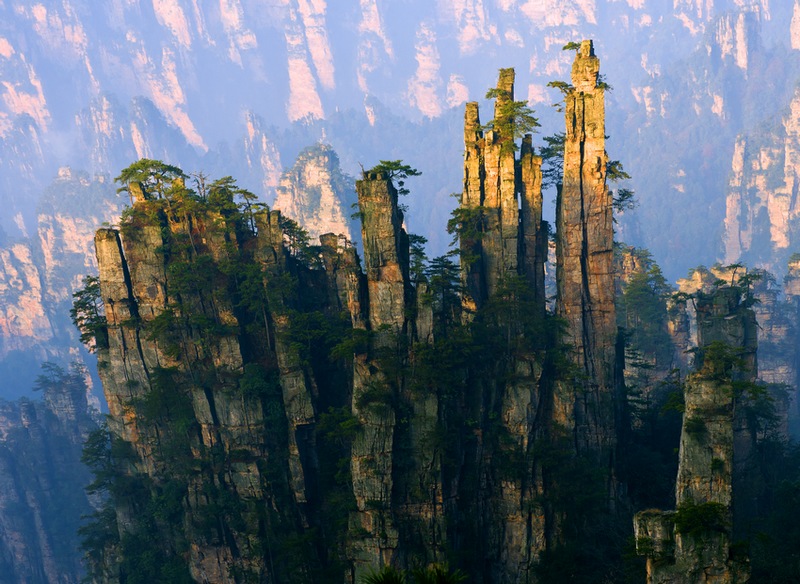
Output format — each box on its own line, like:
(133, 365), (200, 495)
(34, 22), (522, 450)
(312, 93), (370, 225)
(0, 170), (121, 398)
(2, 0), (800, 398)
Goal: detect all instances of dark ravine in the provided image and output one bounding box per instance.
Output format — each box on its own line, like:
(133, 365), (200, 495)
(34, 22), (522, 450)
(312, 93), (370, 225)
(77, 42), (798, 584)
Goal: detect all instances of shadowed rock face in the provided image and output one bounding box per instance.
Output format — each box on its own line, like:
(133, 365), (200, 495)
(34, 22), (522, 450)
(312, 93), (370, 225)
(0, 366), (98, 584)
(90, 172), (429, 582)
(94, 199), (347, 581)
(89, 41), (759, 584)
(347, 175), (408, 575)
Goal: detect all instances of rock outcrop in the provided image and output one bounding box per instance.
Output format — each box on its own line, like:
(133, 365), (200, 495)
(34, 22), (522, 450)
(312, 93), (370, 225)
(458, 67), (552, 581)
(89, 42), (787, 584)
(723, 88), (800, 275)
(273, 144), (357, 244)
(88, 166), (448, 583)
(676, 263), (800, 435)
(0, 171), (121, 399)
(461, 68), (546, 309)
(347, 174), (409, 573)
(92, 195), (329, 582)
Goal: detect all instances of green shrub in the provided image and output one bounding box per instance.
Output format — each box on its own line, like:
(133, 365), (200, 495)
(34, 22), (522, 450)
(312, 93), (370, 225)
(673, 501), (728, 537)
(684, 416), (706, 436)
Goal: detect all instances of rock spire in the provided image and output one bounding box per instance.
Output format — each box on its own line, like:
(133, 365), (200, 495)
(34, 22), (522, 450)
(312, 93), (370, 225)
(555, 39), (618, 458)
(635, 286), (755, 583)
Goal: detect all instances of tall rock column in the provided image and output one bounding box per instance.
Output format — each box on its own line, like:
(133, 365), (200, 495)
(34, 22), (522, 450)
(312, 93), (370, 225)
(319, 232), (366, 330)
(459, 70), (550, 581)
(253, 210), (319, 524)
(784, 258), (800, 427)
(461, 69), (527, 306)
(555, 40), (617, 456)
(348, 172), (412, 576)
(462, 102), (486, 309)
(635, 287), (754, 583)
(484, 68), (520, 294)
(93, 196), (331, 583)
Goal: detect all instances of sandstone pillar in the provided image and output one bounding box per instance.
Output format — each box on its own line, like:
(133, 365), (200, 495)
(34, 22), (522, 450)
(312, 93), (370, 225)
(635, 287), (754, 583)
(348, 173), (411, 575)
(555, 40), (617, 456)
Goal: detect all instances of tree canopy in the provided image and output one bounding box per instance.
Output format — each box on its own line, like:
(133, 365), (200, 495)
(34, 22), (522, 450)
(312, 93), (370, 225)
(366, 160), (421, 196)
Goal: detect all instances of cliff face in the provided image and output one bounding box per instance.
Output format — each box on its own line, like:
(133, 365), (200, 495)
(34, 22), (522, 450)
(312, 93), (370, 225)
(93, 198), (328, 582)
(348, 174), (409, 571)
(86, 42), (631, 583)
(0, 170), (121, 398)
(0, 363), (98, 584)
(461, 69), (546, 310)
(458, 67), (552, 581)
(723, 88), (800, 274)
(675, 264), (800, 435)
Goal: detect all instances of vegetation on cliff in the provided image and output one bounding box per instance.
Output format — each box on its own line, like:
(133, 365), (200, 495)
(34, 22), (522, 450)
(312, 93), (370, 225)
(77, 141), (621, 582)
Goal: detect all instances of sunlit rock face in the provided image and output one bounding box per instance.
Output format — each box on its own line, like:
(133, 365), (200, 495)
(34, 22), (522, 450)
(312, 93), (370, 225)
(724, 88), (800, 275)
(85, 55), (613, 582)
(635, 287), (755, 584)
(556, 41), (618, 462)
(0, 171), (121, 398)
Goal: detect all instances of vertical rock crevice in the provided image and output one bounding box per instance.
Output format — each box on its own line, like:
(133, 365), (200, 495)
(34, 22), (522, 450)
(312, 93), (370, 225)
(456, 66), (552, 581)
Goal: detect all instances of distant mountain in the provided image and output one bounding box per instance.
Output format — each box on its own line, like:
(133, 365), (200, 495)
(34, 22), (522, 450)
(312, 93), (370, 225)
(2, 0), (800, 396)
